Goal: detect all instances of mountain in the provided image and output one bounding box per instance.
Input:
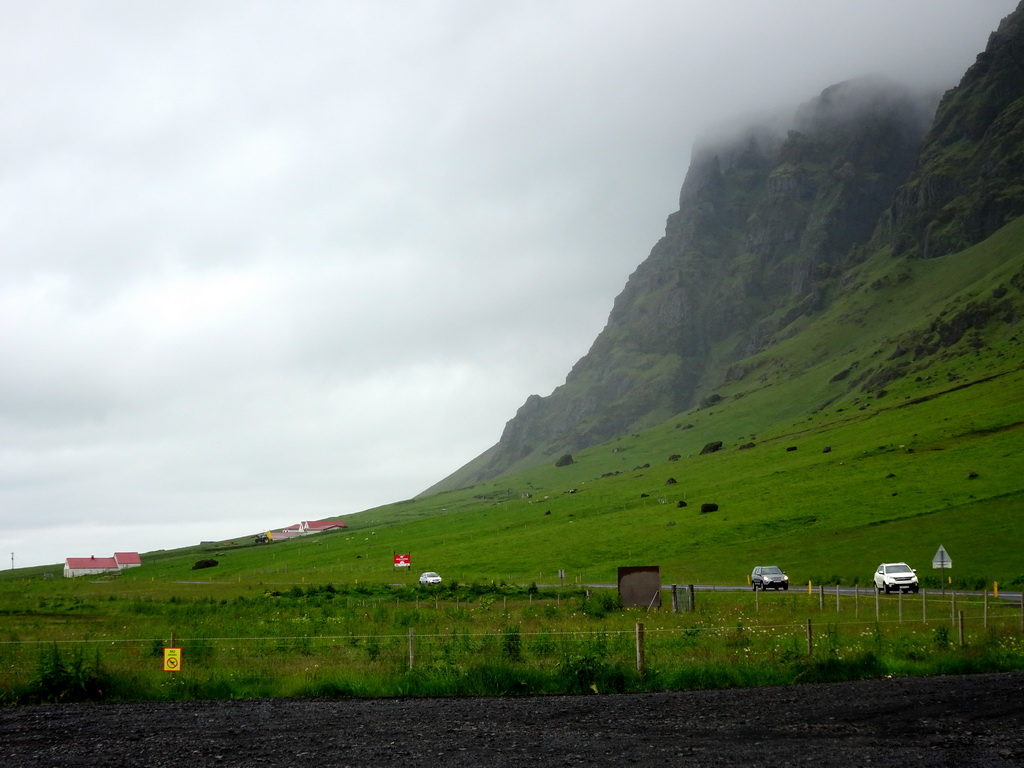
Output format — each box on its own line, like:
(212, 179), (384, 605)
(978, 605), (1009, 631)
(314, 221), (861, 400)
(425, 2), (1024, 495)
(880, 4), (1024, 259)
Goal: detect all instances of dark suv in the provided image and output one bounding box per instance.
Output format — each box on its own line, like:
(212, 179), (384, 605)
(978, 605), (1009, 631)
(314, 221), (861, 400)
(751, 565), (789, 591)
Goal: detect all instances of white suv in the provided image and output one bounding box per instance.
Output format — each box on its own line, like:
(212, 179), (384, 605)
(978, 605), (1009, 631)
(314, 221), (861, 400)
(873, 562), (919, 594)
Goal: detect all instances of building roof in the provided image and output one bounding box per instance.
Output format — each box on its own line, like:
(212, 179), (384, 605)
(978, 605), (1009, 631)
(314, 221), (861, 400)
(114, 552), (141, 565)
(304, 519), (346, 530)
(65, 556), (119, 570)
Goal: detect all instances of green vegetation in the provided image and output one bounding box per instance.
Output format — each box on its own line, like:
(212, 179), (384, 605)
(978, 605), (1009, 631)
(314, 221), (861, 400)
(1, 581), (1020, 703)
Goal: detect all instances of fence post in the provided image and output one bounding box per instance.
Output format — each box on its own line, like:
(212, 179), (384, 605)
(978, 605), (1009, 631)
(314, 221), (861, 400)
(958, 610), (965, 647)
(951, 591), (957, 627)
(922, 588), (927, 624)
(635, 622), (645, 678)
(984, 590), (989, 629)
(754, 585), (759, 612)
(671, 584), (679, 613)
(687, 584), (695, 612)
(898, 590), (903, 624)
(818, 584), (824, 611)
(806, 618), (813, 656)
(408, 627), (414, 670)
(835, 584), (840, 613)
(855, 585), (859, 618)
(875, 586), (880, 620)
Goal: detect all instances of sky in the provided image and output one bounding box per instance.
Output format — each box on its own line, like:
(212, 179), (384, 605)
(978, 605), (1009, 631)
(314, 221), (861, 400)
(1, 1), (1017, 570)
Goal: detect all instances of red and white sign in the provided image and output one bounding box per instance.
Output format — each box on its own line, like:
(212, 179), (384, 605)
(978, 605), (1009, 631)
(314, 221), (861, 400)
(394, 554), (411, 567)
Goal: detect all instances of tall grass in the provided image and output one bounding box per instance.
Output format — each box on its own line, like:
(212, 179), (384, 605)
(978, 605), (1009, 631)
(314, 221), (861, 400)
(1, 585), (1021, 703)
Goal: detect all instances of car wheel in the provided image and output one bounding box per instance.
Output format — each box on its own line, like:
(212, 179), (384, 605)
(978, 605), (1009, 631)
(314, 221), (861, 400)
(751, 583), (757, 591)
(783, 585), (788, 591)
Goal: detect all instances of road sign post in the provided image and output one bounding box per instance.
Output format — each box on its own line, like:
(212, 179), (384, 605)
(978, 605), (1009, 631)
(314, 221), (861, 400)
(932, 545), (952, 594)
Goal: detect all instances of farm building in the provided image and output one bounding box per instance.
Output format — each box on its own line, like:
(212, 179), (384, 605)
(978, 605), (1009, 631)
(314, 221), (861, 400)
(300, 519), (346, 534)
(115, 552), (142, 569)
(273, 520), (346, 539)
(64, 552), (141, 578)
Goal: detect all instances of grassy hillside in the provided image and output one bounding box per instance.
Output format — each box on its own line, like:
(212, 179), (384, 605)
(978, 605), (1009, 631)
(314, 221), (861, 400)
(5, 218), (1021, 592)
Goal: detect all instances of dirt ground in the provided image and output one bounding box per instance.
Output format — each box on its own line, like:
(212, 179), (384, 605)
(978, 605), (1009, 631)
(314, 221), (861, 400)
(1, 671), (1022, 767)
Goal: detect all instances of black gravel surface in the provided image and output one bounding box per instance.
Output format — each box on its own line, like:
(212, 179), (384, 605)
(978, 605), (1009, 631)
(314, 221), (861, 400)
(2, 671), (1022, 767)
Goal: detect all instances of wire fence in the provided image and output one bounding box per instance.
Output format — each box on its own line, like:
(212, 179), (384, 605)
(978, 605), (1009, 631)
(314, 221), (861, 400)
(2, 588), (1022, 691)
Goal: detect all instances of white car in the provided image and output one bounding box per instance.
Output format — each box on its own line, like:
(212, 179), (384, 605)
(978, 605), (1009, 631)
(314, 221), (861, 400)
(418, 571), (442, 585)
(873, 562), (919, 594)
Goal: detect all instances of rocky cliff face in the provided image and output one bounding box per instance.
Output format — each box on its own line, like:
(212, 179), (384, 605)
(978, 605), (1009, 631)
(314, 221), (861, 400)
(880, 2), (1024, 258)
(428, 2), (1024, 493)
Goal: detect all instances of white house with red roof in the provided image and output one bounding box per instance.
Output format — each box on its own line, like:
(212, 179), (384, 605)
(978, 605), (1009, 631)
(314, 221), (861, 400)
(272, 520), (346, 539)
(64, 552), (141, 578)
(115, 552), (142, 569)
(299, 519), (347, 534)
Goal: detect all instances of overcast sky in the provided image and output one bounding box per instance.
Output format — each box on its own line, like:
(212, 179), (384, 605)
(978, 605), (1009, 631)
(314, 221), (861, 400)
(1, 1), (1016, 570)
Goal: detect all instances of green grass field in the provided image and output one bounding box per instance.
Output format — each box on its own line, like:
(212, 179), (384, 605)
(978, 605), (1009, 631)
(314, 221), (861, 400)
(1, 579), (1021, 703)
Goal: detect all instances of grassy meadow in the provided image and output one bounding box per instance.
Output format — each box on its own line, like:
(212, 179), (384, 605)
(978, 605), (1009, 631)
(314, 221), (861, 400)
(1, 578), (1022, 704)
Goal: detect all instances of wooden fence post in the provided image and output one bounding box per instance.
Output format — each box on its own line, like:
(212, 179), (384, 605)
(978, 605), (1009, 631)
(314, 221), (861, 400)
(635, 622), (645, 678)
(687, 584), (695, 612)
(958, 610), (965, 647)
(922, 589), (927, 624)
(671, 584), (679, 613)
(408, 627), (414, 670)
(835, 584), (840, 613)
(806, 618), (813, 656)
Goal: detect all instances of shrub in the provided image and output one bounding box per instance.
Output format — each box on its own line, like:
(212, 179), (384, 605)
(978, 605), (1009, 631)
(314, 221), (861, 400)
(501, 625), (523, 661)
(22, 644), (108, 704)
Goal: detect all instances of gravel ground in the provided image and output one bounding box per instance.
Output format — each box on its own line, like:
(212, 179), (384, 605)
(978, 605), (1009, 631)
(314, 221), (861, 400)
(2, 672), (1022, 767)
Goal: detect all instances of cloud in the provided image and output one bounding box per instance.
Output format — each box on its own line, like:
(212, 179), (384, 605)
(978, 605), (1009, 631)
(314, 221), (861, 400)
(0, 0), (1016, 568)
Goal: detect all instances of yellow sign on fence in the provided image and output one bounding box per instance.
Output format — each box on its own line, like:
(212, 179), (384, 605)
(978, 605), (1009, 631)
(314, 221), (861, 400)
(163, 647), (182, 673)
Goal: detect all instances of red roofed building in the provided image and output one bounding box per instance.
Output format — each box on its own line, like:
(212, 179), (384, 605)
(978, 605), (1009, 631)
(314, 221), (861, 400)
(64, 556), (119, 578)
(273, 520), (347, 538)
(300, 520), (347, 534)
(64, 552), (142, 578)
(115, 552), (142, 569)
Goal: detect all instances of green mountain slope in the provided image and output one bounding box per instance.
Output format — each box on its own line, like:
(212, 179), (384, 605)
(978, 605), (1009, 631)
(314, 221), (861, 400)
(428, 1), (1024, 494)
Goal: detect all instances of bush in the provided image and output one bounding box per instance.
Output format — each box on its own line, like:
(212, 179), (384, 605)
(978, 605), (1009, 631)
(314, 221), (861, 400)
(22, 644), (108, 704)
(501, 625), (523, 661)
